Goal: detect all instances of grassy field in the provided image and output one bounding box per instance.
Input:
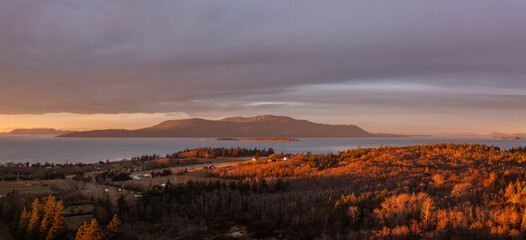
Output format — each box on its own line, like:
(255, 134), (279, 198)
(0, 181), (52, 195)
(65, 215), (93, 230)
(0, 157), (247, 197)
(64, 204), (94, 216)
(120, 164), (238, 190)
(109, 157), (245, 191)
(0, 178), (138, 206)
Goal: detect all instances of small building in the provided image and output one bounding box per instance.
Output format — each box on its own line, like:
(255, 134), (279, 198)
(103, 189), (110, 193)
(133, 176), (141, 180)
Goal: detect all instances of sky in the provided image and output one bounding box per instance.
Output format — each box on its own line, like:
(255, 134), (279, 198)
(1, 0), (525, 135)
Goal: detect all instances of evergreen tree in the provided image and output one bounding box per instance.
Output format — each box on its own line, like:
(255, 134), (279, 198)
(17, 207), (30, 239)
(504, 182), (516, 198)
(40, 196), (56, 234)
(75, 222), (89, 240)
(86, 218), (103, 240)
(46, 200), (65, 240)
(27, 198), (42, 239)
(106, 214), (121, 240)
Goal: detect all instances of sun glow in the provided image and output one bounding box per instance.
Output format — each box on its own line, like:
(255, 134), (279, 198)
(0, 112), (190, 132)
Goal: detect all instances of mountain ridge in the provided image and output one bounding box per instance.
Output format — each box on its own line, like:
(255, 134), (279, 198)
(57, 115), (404, 138)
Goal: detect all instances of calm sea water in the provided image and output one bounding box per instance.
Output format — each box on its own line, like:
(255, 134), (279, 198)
(0, 135), (525, 164)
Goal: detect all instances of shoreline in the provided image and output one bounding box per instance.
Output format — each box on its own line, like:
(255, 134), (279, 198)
(214, 137), (300, 142)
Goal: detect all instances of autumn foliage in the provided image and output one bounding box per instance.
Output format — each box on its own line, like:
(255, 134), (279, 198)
(3, 143), (526, 239)
(15, 195), (65, 240)
(202, 143), (526, 239)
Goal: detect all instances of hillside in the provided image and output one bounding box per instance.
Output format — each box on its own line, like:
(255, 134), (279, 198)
(58, 115), (397, 138)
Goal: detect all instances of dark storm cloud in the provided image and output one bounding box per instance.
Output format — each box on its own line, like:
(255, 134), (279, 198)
(0, 0), (525, 114)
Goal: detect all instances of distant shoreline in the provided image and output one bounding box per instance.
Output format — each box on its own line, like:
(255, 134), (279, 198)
(214, 137), (300, 142)
(491, 136), (521, 140)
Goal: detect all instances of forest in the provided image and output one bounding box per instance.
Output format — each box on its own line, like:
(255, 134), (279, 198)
(2, 143), (526, 239)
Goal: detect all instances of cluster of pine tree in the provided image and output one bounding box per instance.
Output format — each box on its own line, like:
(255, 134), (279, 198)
(75, 214), (121, 240)
(15, 196), (65, 240)
(175, 147), (274, 159)
(131, 147), (275, 162)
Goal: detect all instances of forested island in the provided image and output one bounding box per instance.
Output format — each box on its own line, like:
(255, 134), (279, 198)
(2, 144), (526, 239)
(8, 128), (73, 135)
(502, 136), (521, 140)
(215, 137), (300, 142)
(57, 115), (404, 138)
(490, 133), (525, 140)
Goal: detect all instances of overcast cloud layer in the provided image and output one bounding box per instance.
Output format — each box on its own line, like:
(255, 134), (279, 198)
(1, 1), (525, 133)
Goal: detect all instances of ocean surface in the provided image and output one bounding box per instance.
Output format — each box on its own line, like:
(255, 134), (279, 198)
(0, 135), (525, 164)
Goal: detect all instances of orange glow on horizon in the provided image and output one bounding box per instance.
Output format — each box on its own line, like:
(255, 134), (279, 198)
(0, 112), (525, 136)
(0, 112), (190, 132)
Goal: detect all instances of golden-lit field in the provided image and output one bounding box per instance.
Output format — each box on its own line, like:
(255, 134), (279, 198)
(121, 170), (236, 191)
(0, 157), (246, 201)
(0, 181), (52, 195)
(0, 178), (137, 205)
(112, 157), (247, 190)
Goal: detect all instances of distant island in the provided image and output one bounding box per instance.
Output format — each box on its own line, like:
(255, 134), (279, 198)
(214, 137), (239, 141)
(491, 135), (521, 140)
(489, 133), (523, 140)
(215, 137), (300, 142)
(58, 115), (406, 138)
(9, 128), (73, 135)
(490, 133), (526, 140)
